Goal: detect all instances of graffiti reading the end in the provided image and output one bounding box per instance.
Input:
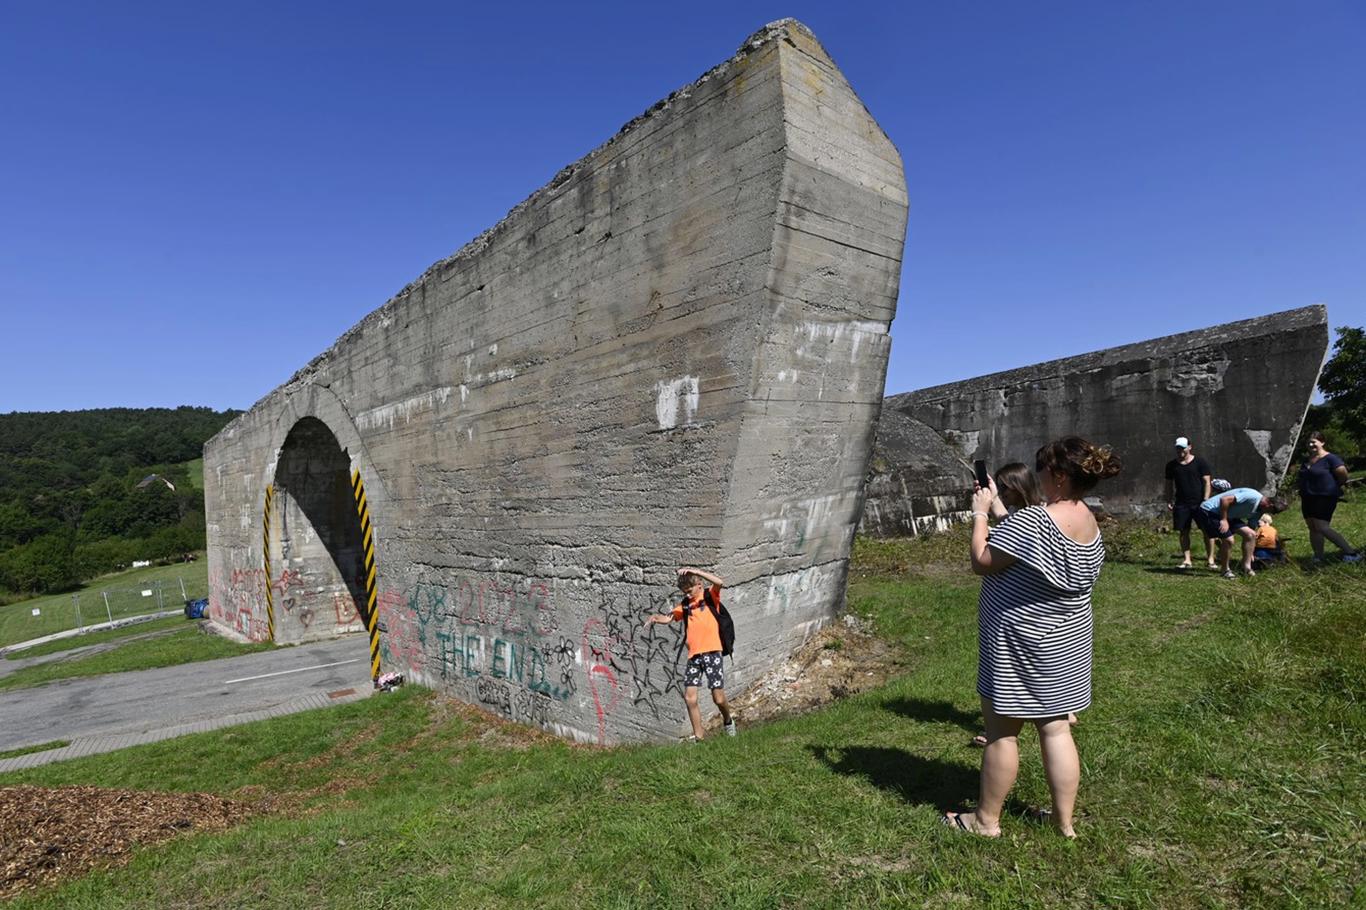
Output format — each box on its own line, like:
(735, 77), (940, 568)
(217, 560), (694, 743)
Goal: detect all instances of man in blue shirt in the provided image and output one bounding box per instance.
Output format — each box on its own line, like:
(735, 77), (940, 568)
(1195, 488), (1288, 578)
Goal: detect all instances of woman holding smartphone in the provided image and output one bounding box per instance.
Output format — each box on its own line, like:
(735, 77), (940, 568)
(968, 463), (1078, 748)
(945, 437), (1120, 838)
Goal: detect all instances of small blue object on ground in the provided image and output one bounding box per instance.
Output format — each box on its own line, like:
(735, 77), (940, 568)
(184, 598), (209, 620)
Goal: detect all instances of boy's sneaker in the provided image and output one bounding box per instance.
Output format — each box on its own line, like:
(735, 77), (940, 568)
(1343, 553), (1363, 563)
(724, 719), (738, 737)
(1221, 569), (1236, 579)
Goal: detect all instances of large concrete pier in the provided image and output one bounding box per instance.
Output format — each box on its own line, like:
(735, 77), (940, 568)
(204, 20), (907, 743)
(865, 306), (1328, 535)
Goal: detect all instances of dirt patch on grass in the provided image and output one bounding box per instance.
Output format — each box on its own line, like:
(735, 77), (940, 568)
(845, 853), (915, 873)
(716, 614), (902, 730)
(1155, 608), (1217, 643)
(0, 785), (257, 899)
(392, 694), (563, 751)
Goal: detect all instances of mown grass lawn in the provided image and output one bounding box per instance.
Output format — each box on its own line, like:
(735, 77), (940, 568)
(0, 740), (70, 760)
(3, 615), (189, 661)
(1, 502), (1363, 908)
(0, 556), (208, 649)
(0, 626), (272, 691)
(183, 457), (205, 490)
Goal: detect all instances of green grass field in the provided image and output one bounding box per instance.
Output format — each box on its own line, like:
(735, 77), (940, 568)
(0, 626), (271, 691)
(4, 615), (189, 660)
(0, 555), (207, 649)
(0, 740), (70, 760)
(1, 501), (1362, 908)
(183, 457), (204, 491)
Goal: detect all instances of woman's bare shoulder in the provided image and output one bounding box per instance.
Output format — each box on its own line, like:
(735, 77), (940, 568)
(1043, 502), (1100, 545)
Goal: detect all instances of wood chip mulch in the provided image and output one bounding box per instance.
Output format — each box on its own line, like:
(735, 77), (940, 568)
(0, 785), (256, 899)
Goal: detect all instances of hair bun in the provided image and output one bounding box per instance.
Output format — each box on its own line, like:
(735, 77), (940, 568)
(1082, 444), (1122, 479)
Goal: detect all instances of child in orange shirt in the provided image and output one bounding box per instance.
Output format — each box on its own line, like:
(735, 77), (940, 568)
(1254, 514), (1285, 565)
(643, 567), (736, 741)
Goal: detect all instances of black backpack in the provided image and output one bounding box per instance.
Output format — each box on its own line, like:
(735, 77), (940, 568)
(680, 589), (735, 658)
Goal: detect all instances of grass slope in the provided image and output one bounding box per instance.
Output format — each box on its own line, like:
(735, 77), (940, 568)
(0, 555), (207, 649)
(4, 616), (189, 661)
(0, 741), (70, 760)
(1, 504), (1363, 908)
(0, 627), (271, 691)
(183, 457), (205, 491)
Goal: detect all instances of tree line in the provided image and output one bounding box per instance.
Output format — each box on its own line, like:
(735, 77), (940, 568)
(1302, 326), (1366, 465)
(0, 407), (239, 600)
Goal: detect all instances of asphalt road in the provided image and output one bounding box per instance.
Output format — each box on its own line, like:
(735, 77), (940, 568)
(0, 634), (374, 753)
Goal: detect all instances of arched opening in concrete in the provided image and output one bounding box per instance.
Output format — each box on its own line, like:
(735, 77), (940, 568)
(268, 417), (370, 645)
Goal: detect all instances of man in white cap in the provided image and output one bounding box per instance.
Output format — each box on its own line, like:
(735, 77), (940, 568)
(1164, 436), (1213, 569)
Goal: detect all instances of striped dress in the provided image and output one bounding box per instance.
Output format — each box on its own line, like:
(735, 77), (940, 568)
(978, 505), (1104, 718)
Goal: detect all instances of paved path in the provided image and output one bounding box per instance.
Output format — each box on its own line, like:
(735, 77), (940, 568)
(0, 636), (374, 772)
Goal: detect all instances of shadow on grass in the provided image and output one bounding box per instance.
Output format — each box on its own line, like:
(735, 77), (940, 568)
(1142, 564), (1305, 577)
(808, 744), (978, 810)
(881, 696), (979, 733)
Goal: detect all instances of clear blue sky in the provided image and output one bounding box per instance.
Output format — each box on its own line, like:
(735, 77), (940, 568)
(2, 1), (1362, 413)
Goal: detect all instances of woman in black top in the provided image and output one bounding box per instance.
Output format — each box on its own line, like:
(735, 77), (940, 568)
(1299, 431), (1361, 563)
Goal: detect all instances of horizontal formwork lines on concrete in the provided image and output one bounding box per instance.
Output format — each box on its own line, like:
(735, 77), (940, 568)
(576, 49), (786, 171)
(774, 197), (905, 265)
(774, 175), (906, 254)
(318, 191), (787, 404)
(895, 305), (1326, 403)
(769, 225), (903, 287)
(391, 41), (787, 299)
(402, 511), (731, 536)
(777, 95), (904, 189)
(331, 235), (777, 399)
(420, 136), (786, 304)
(777, 43), (900, 152)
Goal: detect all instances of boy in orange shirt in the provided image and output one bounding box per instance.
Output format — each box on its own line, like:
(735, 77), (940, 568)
(1254, 514), (1285, 565)
(644, 566), (736, 741)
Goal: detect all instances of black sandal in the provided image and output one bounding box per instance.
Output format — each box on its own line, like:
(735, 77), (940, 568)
(943, 811), (975, 831)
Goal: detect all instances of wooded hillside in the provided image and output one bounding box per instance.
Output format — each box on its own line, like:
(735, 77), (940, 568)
(0, 407), (239, 599)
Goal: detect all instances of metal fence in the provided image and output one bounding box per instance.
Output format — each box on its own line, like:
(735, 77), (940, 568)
(60, 576), (207, 636)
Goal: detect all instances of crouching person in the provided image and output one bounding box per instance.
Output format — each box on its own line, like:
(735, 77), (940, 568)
(643, 567), (736, 741)
(1195, 488), (1288, 577)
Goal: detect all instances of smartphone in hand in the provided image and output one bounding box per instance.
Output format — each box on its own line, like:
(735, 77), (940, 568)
(974, 459), (991, 490)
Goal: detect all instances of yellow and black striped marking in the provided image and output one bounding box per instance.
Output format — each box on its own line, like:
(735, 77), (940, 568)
(352, 468), (382, 681)
(262, 485), (276, 642)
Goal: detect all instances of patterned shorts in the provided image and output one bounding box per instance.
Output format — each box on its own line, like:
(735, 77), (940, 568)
(684, 651), (725, 689)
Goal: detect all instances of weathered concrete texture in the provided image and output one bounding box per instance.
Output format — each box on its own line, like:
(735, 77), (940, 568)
(860, 410), (973, 537)
(204, 20), (907, 744)
(867, 305), (1327, 532)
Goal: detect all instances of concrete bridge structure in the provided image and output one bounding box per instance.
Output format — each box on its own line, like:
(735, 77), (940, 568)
(204, 20), (908, 744)
(862, 305), (1329, 537)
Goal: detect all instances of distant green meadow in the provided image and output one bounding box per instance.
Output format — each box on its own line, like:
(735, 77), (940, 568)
(2, 498), (1363, 908)
(4, 615), (187, 661)
(184, 457), (205, 490)
(0, 555), (207, 650)
(0, 626), (269, 691)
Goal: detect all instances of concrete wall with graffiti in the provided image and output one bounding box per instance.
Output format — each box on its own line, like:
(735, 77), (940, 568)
(202, 19), (907, 743)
